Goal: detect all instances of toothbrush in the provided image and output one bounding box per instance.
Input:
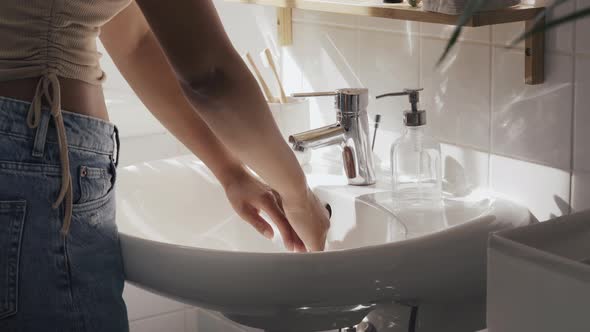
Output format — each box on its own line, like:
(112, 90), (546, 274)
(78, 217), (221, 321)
(243, 52), (277, 103)
(261, 48), (288, 104)
(372, 114), (381, 151)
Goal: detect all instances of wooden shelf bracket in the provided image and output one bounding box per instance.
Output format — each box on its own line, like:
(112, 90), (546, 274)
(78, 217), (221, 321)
(277, 8), (293, 46)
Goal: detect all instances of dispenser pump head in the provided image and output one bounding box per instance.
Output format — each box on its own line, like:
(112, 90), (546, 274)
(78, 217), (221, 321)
(376, 88), (426, 127)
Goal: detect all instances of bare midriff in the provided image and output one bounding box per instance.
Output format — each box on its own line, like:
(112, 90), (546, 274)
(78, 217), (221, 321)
(0, 77), (109, 122)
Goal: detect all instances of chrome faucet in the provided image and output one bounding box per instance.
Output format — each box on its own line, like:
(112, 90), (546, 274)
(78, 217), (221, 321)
(289, 88), (376, 186)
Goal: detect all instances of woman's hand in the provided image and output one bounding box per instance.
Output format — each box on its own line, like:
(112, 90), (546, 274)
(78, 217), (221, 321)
(282, 189), (331, 252)
(223, 167), (306, 252)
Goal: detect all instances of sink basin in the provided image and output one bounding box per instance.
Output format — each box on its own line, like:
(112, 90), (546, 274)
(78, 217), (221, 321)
(117, 155), (535, 331)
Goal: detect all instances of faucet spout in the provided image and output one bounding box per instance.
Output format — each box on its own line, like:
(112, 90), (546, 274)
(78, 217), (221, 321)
(289, 123), (344, 152)
(289, 88), (376, 186)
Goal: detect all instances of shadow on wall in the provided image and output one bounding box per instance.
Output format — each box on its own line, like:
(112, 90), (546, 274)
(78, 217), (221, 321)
(492, 50), (573, 170)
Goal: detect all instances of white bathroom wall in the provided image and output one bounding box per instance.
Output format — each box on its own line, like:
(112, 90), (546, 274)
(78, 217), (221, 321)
(280, 5), (585, 222)
(98, 0), (590, 331)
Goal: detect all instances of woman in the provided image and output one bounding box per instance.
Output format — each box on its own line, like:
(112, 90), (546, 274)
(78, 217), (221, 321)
(0, 1), (330, 331)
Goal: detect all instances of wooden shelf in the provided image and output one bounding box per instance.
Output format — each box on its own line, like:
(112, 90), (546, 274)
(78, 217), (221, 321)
(226, 0), (545, 84)
(227, 0), (543, 26)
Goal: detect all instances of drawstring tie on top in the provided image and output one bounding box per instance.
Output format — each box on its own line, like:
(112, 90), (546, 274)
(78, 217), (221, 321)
(27, 72), (73, 235)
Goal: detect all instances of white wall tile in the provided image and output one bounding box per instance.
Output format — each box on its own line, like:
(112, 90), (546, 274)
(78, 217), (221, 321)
(491, 48), (573, 169)
(358, 30), (420, 135)
(280, 22), (307, 95)
(296, 23), (361, 127)
(421, 39), (491, 150)
(492, 22), (525, 48)
(421, 23), (490, 43)
(371, 128), (399, 172)
(213, 1), (277, 54)
(299, 24), (361, 90)
(576, 0), (590, 54)
(574, 56), (590, 171)
(571, 170), (590, 212)
(548, 0), (576, 54)
(490, 154), (571, 221)
(492, 1), (576, 53)
(124, 283), (187, 322)
(129, 310), (185, 332)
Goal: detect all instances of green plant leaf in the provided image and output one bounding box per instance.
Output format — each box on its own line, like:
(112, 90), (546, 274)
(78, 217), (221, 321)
(528, 0), (573, 27)
(512, 6), (590, 46)
(436, 0), (487, 66)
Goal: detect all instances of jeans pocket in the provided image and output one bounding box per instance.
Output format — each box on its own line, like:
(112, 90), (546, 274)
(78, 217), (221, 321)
(0, 200), (26, 320)
(77, 164), (114, 204)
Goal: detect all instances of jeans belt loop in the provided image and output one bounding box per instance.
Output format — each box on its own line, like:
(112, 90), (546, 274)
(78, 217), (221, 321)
(31, 109), (51, 158)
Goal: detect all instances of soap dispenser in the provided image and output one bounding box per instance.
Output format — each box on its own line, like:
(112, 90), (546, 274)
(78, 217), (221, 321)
(376, 89), (442, 204)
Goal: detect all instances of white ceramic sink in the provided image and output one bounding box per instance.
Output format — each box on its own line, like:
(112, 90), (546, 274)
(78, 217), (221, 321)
(117, 155), (535, 332)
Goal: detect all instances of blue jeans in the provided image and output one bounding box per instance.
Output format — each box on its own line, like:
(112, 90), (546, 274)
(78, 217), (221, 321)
(0, 96), (128, 332)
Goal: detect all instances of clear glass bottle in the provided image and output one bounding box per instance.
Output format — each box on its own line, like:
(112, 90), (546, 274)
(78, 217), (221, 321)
(391, 125), (442, 203)
(376, 89), (442, 206)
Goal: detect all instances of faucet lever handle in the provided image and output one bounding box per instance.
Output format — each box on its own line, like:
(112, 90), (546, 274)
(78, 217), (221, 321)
(291, 91), (339, 98)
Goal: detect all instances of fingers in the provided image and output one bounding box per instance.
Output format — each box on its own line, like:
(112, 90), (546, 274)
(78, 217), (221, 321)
(308, 238), (326, 252)
(293, 231), (307, 252)
(272, 190), (306, 252)
(259, 191), (298, 251)
(239, 206), (274, 240)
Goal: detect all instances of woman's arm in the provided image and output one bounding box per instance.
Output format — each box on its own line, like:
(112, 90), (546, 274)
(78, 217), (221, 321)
(100, 3), (306, 251)
(131, 0), (329, 251)
(100, 3), (242, 190)
(132, 0), (308, 201)
(103, 0), (329, 250)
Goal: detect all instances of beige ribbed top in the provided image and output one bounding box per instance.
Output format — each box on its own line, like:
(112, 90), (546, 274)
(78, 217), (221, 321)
(0, 0), (130, 234)
(0, 0), (131, 84)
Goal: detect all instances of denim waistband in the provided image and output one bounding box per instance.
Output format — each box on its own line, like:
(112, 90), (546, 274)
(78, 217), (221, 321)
(0, 96), (116, 156)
